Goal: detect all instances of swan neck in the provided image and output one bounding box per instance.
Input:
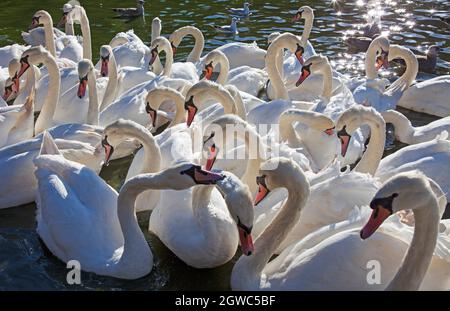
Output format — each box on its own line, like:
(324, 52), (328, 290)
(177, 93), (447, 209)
(321, 64), (333, 100)
(395, 49), (418, 89)
(65, 21), (75, 36)
(365, 43), (379, 80)
(79, 8), (92, 60)
(301, 14), (314, 45)
(266, 38), (289, 100)
(100, 53), (119, 111)
(354, 115), (386, 175)
(216, 54), (230, 85)
(162, 44), (173, 77)
(383, 111), (414, 144)
(35, 54), (60, 134)
(187, 28), (205, 63)
(241, 129), (265, 196)
(387, 195), (440, 290)
(44, 19), (57, 57)
(86, 69), (99, 126)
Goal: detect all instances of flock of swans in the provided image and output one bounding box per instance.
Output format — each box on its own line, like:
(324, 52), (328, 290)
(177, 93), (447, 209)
(0, 2), (449, 290)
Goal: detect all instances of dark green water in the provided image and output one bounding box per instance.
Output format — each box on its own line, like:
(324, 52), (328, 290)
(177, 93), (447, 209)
(0, 0), (449, 290)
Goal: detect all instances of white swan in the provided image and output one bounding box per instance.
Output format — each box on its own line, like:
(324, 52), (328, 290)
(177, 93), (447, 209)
(337, 105), (450, 201)
(202, 50), (268, 98)
(231, 158), (449, 290)
(34, 132), (227, 278)
(392, 47), (450, 117)
(0, 131), (103, 209)
(0, 87), (34, 148)
(99, 36), (192, 129)
(382, 109), (450, 145)
(26, 10), (80, 65)
(0, 44), (28, 69)
(149, 161), (255, 268)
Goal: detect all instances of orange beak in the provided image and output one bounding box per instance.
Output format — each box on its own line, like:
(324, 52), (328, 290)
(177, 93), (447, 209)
(17, 59), (30, 78)
(77, 77), (88, 99)
(296, 66), (310, 87)
(360, 206), (392, 239)
(185, 96), (198, 127)
(101, 136), (114, 166)
(205, 144), (218, 170)
(254, 175), (270, 205)
(204, 64), (214, 80)
(171, 42), (177, 55)
(238, 225), (254, 256)
(324, 127), (335, 136)
(101, 57), (109, 77)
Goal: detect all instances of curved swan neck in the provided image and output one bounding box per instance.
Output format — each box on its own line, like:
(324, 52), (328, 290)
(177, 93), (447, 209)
(177, 27), (205, 63)
(387, 192), (440, 290)
(43, 16), (57, 57)
(353, 112), (386, 175)
(266, 34), (299, 100)
(65, 20), (75, 36)
(239, 124), (265, 195)
(197, 84), (237, 115)
(79, 7), (92, 60)
(161, 42), (173, 77)
(241, 166), (310, 281)
(301, 12), (314, 46)
(100, 51), (119, 111)
(214, 53), (230, 85)
(35, 53), (60, 134)
(279, 111), (325, 146)
(224, 85), (246, 120)
(116, 176), (161, 276)
(382, 110), (414, 144)
(86, 67), (99, 126)
(365, 41), (380, 80)
(388, 46), (418, 92)
(151, 90), (186, 127)
(320, 62), (333, 100)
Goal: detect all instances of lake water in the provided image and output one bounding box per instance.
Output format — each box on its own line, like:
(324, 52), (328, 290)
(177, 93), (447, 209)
(0, 0), (449, 290)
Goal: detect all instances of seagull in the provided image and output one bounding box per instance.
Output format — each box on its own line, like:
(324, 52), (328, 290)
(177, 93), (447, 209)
(113, 0), (145, 18)
(229, 2), (252, 17)
(214, 17), (239, 35)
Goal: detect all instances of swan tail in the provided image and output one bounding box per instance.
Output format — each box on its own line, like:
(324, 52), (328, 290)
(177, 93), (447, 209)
(40, 132), (62, 156)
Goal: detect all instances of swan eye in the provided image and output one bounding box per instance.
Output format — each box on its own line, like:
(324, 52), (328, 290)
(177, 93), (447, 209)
(20, 55), (29, 64)
(203, 131), (215, 145)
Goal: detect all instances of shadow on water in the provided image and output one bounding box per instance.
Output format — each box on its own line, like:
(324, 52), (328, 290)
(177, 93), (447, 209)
(0, 0), (449, 290)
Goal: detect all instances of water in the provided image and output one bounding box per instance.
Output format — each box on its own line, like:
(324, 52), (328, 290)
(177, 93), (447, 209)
(0, 0), (449, 290)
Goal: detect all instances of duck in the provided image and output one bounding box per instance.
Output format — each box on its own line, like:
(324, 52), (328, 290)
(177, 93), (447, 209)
(113, 0), (145, 18)
(344, 14), (381, 53)
(231, 158), (449, 290)
(337, 105), (450, 201)
(34, 131), (227, 278)
(382, 109), (450, 145)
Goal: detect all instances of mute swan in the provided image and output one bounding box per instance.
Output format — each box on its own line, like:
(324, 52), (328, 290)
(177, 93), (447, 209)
(169, 25), (266, 70)
(101, 119), (162, 212)
(0, 44), (28, 69)
(382, 109), (450, 145)
(202, 50), (268, 98)
(35, 133), (225, 278)
(100, 37), (192, 130)
(113, 0), (145, 18)
(392, 47), (450, 117)
(27, 10), (81, 65)
(231, 158), (449, 290)
(184, 80), (245, 127)
(0, 88), (34, 148)
(0, 132), (103, 209)
(229, 3), (251, 16)
(214, 17), (239, 35)
(150, 165), (255, 268)
(337, 105), (450, 201)
(98, 45), (155, 110)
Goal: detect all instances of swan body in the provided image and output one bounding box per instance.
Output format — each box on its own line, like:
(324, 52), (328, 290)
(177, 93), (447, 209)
(231, 158), (449, 290)
(0, 44), (28, 68)
(382, 109), (450, 145)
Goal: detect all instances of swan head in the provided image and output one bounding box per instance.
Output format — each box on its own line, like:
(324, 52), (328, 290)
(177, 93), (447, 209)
(370, 36), (390, 70)
(77, 59), (94, 99)
(215, 172), (255, 256)
(255, 157), (310, 206)
(165, 163), (225, 189)
(99, 45), (113, 77)
(2, 58), (21, 101)
(202, 50), (227, 80)
(17, 46), (48, 78)
(292, 5), (313, 23)
(336, 105), (384, 157)
(360, 171), (435, 239)
(144, 87), (184, 129)
(296, 54), (330, 87)
(29, 10), (52, 30)
(57, 3), (74, 28)
(149, 36), (171, 66)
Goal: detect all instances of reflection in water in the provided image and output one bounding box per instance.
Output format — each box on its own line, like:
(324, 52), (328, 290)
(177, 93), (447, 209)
(0, 0), (449, 290)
